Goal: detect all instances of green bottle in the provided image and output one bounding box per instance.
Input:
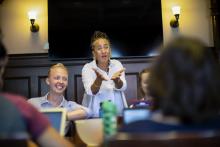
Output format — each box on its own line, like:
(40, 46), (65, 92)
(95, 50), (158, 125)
(102, 100), (117, 139)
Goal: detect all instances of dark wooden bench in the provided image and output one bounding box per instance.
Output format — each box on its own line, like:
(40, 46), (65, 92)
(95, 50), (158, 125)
(0, 139), (28, 147)
(106, 131), (220, 147)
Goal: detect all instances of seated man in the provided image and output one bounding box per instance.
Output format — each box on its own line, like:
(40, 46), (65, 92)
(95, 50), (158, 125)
(0, 40), (72, 147)
(28, 63), (91, 135)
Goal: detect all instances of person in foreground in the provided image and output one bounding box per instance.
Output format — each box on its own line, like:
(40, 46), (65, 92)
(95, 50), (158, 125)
(0, 40), (72, 146)
(82, 31), (127, 117)
(28, 63), (91, 135)
(121, 36), (220, 132)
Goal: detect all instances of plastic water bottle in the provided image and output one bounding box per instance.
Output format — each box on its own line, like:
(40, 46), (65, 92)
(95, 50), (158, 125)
(102, 100), (117, 139)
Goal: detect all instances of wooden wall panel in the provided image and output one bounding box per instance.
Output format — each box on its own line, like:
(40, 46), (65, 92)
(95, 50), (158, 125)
(3, 54), (154, 104)
(3, 77), (31, 98)
(38, 76), (48, 97)
(125, 73), (139, 101)
(75, 75), (84, 104)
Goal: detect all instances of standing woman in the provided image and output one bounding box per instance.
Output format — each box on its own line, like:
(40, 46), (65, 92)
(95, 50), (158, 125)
(82, 31), (127, 117)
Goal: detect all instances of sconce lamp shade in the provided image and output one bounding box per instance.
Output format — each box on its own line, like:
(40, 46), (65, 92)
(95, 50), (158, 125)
(172, 6), (181, 15)
(28, 11), (37, 20)
(170, 6), (180, 28)
(28, 11), (39, 32)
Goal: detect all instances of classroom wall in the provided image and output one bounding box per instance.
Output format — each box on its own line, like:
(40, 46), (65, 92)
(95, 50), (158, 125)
(161, 0), (213, 46)
(0, 0), (48, 54)
(0, 0), (213, 54)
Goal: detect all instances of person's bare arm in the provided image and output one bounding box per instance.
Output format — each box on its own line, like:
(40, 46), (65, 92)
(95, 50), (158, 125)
(111, 68), (125, 89)
(67, 109), (87, 120)
(91, 68), (107, 94)
(37, 126), (73, 147)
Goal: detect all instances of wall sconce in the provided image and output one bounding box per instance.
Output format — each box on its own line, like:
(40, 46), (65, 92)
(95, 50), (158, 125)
(170, 6), (181, 28)
(28, 11), (39, 32)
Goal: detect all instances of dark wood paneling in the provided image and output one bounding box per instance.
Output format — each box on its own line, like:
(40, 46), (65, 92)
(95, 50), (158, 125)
(3, 77), (31, 98)
(75, 75), (84, 104)
(125, 73), (139, 100)
(38, 76), (48, 96)
(3, 54), (154, 104)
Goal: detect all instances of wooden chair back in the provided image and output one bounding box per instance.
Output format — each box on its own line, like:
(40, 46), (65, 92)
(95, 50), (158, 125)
(0, 139), (28, 147)
(106, 131), (220, 147)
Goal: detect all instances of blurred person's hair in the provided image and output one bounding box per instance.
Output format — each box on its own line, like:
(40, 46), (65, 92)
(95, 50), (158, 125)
(148, 36), (220, 123)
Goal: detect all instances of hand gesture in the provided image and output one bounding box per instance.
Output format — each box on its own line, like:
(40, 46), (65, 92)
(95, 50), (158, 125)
(93, 68), (108, 81)
(91, 68), (108, 94)
(111, 68), (125, 81)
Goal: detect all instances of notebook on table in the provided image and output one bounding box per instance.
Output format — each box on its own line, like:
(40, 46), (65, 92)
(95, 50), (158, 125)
(40, 108), (66, 136)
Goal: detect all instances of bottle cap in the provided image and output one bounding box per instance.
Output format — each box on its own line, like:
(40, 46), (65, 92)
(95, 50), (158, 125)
(102, 100), (117, 114)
